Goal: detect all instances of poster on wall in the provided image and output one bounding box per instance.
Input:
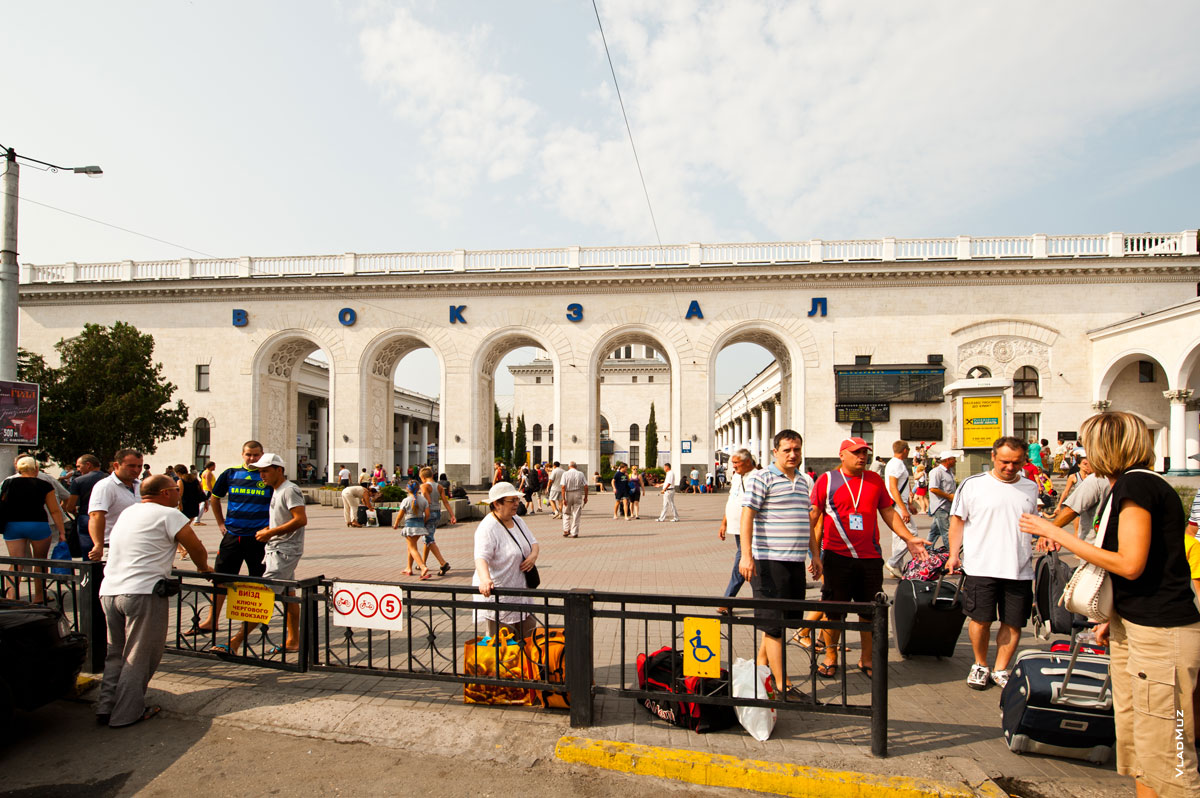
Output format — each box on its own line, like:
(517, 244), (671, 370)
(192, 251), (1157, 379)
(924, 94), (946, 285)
(961, 395), (1003, 448)
(0, 380), (39, 446)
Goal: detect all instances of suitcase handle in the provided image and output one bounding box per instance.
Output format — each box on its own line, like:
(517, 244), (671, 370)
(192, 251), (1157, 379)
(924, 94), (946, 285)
(932, 568), (966, 604)
(1058, 641), (1112, 706)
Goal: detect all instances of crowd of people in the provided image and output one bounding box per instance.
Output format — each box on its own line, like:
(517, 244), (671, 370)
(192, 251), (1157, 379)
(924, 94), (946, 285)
(3, 415), (1199, 795)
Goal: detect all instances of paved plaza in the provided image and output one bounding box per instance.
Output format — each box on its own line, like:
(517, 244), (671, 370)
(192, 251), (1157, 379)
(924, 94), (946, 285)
(127, 489), (1125, 796)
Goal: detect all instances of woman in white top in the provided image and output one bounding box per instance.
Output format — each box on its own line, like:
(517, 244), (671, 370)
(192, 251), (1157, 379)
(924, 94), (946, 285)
(473, 482), (540, 638)
(393, 481), (431, 579)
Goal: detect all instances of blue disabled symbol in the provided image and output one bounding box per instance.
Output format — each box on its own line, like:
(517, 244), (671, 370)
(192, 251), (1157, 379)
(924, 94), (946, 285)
(689, 630), (715, 663)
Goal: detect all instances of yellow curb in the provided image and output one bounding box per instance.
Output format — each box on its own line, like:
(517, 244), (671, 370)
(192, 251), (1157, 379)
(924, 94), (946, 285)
(555, 736), (996, 798)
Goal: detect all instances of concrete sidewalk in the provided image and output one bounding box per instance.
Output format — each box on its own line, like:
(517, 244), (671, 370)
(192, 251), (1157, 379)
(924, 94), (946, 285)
(122, 490), (1126, 797)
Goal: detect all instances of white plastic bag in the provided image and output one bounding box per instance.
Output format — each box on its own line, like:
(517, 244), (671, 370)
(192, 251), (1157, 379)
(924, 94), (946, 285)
(731, 657), (776, 741)
(365, 509), (379, 527)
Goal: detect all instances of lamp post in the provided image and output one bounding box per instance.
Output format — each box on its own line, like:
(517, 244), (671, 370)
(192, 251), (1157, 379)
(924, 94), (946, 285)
(1, 145), (102, 478)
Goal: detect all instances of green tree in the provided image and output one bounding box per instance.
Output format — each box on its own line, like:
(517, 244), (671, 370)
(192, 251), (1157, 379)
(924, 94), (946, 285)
(645, 402), (658, 468)
(514, 414), (527, 467)
(493, 403), (504, 463)
(502, 414), (513, 465)
(17, 322), (189, 467)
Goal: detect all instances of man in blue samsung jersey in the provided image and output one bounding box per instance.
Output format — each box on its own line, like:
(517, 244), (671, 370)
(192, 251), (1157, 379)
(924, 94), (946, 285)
(187, 440), (273, 639)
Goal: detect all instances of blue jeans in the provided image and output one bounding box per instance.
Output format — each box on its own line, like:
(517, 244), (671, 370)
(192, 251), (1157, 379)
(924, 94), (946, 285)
(723, 535), (745, 598)
(928, 506), (950, 549)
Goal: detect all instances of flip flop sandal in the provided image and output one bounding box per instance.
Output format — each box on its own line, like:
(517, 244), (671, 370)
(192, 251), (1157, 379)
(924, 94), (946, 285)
(817, 662), (838, 679)
(211, 644), (232, 654)
(439, 563), (451, 576)
(419, 572), (433, 580)
(400, 570), (412, 576)
(858, 664), (873, 678)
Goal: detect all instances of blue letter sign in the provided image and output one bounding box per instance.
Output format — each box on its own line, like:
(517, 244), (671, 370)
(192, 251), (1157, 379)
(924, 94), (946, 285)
(566, 303), (583, 322)
(807, 298), (827, 317)
(685, 300), (703, 320)
(232, 308), (248, 327)
(338, 307), (357, 326)
(449, 305), (467, 324)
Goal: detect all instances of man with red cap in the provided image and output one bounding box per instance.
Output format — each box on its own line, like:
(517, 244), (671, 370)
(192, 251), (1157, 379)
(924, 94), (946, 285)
(810, 437), (928, 678)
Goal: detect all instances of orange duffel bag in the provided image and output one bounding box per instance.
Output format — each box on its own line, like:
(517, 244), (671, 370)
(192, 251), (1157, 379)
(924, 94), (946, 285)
(463, 627), (535, 705)
(524, 627), (569, 709)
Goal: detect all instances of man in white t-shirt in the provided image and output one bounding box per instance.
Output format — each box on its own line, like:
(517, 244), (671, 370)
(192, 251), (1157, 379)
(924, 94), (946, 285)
(947, 437), (1039, 691)
(229, 453), (307, 654)
(87, 449), (144, 561)
(559, 462), (589, 538)
(337, 466), (351, 488)
(657, 464), (678, 521)
(883, 440), (914, 577)
(717, 450), (759, 613)
(96, 475), (212, 727)
(547, 462), (565, 519)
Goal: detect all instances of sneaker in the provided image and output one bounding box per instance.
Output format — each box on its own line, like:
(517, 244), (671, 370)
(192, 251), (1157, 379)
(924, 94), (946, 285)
(991, 669), (1010, 688)
(885, 563), (905, 579)
(967, 663), (990, 690)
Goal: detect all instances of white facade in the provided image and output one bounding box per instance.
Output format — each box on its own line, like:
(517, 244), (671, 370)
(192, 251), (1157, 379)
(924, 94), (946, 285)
(16, 230), (1200, 483)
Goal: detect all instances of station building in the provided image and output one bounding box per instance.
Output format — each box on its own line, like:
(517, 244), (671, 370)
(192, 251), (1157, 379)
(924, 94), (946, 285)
(15, 230), (1200, 482)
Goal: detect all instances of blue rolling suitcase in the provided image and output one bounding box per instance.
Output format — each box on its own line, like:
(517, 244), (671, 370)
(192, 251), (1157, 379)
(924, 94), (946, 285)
(1000, 644), (1115, 763)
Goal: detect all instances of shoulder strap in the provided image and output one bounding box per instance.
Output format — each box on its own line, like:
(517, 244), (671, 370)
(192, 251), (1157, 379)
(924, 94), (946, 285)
(503, 519), (530, 557)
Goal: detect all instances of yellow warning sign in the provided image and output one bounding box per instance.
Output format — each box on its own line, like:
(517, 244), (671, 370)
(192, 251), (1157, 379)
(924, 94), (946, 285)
(225, 582), (276, 624)
(683, 616), (721, 678)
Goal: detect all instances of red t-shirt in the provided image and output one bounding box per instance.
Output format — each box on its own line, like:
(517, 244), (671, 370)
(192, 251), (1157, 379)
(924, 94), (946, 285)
(1022, 463), (1041, 484)
(812, 469), (894, 559)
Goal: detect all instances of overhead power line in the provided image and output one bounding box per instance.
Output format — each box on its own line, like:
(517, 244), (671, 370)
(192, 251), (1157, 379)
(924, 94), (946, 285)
(591, 0), (662, 246)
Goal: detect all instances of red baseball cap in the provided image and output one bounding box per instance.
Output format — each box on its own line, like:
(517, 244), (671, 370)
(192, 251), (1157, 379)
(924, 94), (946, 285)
(840, 437), (871, 453)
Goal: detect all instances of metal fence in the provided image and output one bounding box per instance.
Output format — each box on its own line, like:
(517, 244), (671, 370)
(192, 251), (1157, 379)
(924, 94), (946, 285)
(1, 559), (890, 756)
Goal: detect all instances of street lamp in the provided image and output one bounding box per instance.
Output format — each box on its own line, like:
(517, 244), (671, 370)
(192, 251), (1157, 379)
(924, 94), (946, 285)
(1, 144), (103, 477)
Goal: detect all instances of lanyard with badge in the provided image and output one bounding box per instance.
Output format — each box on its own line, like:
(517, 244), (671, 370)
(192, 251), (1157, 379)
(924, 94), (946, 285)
(839, 469), (866, 531)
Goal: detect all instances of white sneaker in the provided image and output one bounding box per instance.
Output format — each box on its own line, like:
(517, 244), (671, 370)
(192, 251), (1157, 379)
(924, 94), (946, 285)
(991, 669), (1010, 688)
(885, 563), (905, 579)
(967, 663), (990, 691)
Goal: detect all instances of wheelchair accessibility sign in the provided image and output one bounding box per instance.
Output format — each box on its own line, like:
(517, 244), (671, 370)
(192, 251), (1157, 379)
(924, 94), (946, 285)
(683, 617), (720, 678)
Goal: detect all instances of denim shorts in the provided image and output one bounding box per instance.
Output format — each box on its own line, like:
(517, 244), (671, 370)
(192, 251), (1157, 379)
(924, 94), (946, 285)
(424, 510), (441, 545)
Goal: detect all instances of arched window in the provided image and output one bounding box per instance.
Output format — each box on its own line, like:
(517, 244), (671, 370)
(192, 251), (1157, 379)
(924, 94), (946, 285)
(966, 365), (991, 379)
(1013, 366), (1040, 397)
(548, 424), (554, 442)
(629, 423), (639, 442)
(600, 416), (610, 440)
(532, 424), (542, 442)
(193, 418), (211, 473)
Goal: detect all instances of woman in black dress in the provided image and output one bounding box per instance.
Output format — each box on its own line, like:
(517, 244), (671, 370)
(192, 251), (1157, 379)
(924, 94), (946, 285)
(174, 465), (206, 560)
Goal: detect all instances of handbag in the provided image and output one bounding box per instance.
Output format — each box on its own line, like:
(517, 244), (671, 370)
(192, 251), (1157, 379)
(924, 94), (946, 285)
(50, 540), (73, 575)
(504, 518), (540, 589)
(463, 627), (535, 705)
(1058, 468), (1165, 622)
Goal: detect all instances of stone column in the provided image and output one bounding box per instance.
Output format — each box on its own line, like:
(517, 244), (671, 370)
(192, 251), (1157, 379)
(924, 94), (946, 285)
(759, 400), (774, 467)
(1185, 400), (1199, 471)
(738, 415), (748, 452)
(1164, 389), (1194, 474)
(774, 394), (784, 436)
(316, 404), (328, 480)
(749, 409), (761, 467)
(398, 416), (409, 473)
(418, 420), (429, 468)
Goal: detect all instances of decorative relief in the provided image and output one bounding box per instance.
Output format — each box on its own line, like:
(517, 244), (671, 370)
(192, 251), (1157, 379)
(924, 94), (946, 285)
(267, 340), (313, 379)
(957, 336), (1050, 379)
(369, 388), (386, 449)
(266, 383), (287, 451)
(371, 339), (420, 378)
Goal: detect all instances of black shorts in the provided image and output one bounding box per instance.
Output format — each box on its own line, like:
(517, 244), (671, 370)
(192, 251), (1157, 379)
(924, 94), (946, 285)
(962, 575), (1032, 627)
(214, 533), (267, 578)
(820, 551), (885, 620)
(750, 558), (806, 639)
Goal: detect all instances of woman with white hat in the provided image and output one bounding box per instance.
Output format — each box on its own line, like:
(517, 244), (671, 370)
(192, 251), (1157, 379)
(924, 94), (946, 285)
(473, 482), (539, 638)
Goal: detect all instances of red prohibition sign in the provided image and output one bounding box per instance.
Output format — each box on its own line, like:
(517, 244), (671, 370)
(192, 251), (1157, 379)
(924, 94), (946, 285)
(379, 593), (403, 621)
(333, 589), (355, 615)
(357, 591), (379, 618)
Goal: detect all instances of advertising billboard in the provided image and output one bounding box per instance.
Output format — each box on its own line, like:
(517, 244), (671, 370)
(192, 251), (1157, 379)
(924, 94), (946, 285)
(0, 380), (39, 446)
(961, 395), (1003, 448)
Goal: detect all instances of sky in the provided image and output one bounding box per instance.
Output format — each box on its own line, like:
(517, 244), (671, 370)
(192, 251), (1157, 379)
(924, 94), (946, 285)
(6, 1), (1200, 396)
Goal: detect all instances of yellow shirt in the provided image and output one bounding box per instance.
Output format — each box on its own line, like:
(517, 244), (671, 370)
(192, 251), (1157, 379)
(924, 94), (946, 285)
(1185, 535), (1200, 580)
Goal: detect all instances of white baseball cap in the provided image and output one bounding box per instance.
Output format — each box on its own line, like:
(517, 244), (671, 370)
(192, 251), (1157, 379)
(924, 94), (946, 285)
(936, 450), (959, 461)
(251, 453), (285, 468)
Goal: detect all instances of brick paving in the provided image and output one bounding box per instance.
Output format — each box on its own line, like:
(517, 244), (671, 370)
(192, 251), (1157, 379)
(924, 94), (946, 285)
(152, 488), (1128, 796)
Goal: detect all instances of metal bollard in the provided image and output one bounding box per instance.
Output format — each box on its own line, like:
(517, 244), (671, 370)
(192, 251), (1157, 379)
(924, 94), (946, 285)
(870, 592), (889, 757)
(564, 588), (594, 728)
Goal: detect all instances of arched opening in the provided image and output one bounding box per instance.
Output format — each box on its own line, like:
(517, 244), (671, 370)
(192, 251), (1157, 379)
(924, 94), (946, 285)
(387, 342), (443, 480)
(1097, 352), (1171, 469)
(252, 333), (335, 478)
(590, 331), (672, 476)
(475, 332), (560, 482)
(193, 418), (210, 474)
(711, 327), (796, 472)
(966, 365), (992, 379)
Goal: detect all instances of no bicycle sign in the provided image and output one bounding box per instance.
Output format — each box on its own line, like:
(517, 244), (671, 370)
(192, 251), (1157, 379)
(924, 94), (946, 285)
(331, 581), (404, 631)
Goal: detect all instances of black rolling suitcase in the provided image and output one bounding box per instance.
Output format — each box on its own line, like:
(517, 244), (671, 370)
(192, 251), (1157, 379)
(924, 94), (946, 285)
(893, 570), (966, 658)
(356, 506), (369, 526)
(1000, 644), (1114, 763)
(1032, 551), (1087, 639)
(374, 507), (394, 527)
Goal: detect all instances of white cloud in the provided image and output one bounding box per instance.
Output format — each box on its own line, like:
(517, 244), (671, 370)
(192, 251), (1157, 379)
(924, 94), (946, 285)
(357, 1), (1200, 241)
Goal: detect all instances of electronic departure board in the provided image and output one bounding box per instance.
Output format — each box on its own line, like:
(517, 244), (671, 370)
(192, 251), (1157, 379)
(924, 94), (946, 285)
(834, 366), (945, 404)
(835, 403), (889, 423)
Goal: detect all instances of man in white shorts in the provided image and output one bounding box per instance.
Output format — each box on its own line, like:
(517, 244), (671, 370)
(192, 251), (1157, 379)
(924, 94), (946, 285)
(229, 453), (306, 654)
(883, 440), (914, 577)
(947, 436), (1039, 691)
(547, 461), (565, 519)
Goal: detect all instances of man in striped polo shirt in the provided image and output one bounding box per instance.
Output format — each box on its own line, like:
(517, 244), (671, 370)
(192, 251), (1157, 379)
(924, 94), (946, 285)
(739, 429), (810, 695)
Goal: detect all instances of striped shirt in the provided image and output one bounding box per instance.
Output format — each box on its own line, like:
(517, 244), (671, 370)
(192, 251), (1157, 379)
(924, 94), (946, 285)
(742, 463), (811, 562)
(1190, 489), (1200, 537)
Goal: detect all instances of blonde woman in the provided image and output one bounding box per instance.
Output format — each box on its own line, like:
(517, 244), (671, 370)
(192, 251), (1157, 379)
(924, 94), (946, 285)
(1019, 412), (1200, 797)
(2, 456), (67, 603)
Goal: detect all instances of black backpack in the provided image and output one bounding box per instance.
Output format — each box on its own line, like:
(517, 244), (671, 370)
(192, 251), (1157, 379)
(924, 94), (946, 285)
(635, 646), (738, 733)
(527, 469), (540, 491)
